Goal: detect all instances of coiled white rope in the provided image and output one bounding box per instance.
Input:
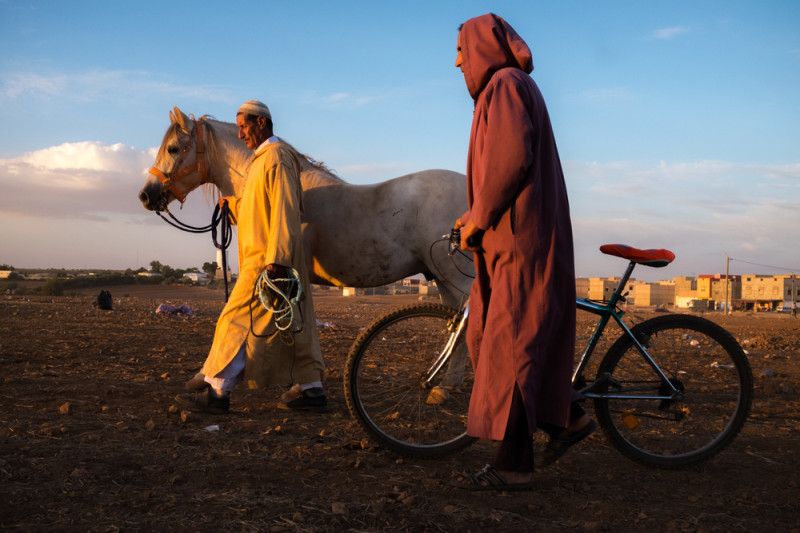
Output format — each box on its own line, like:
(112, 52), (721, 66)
(256, 267), (303, 331)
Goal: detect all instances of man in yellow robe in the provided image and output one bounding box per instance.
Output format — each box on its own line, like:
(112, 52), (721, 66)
(176, 100), (326, 414)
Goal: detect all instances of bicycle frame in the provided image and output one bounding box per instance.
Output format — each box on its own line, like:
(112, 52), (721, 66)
(423, 239), (683, 402)
(572, 260), (684, 401)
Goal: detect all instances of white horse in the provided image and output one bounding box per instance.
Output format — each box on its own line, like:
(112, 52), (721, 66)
(139, 108), (474, 307)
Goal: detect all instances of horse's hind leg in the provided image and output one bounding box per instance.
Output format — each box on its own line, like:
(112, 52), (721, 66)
(436, 282), (468, 309)
(426, 342), (469, 405)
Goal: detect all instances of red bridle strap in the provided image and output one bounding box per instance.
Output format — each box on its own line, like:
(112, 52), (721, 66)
(148, 118), (208, 204)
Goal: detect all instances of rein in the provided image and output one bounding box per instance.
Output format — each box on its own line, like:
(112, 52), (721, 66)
(212, 201), (233, 301)
(149, 118), (233, 301)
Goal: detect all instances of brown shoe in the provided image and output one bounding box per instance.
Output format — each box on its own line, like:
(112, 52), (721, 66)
(277, 387), (329, 413)
(185, 372), (209, 391)
(279, 383), (302, 404)
(175, 389), (229, 414)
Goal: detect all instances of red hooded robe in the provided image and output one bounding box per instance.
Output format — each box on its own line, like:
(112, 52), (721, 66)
(459, 13), (575, 440)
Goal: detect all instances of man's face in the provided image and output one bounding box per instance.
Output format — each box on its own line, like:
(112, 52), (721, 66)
(455, 31), (464, 72)
(236, 114), (267, 150)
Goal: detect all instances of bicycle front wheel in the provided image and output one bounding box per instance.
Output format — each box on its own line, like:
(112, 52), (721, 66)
(344, 303), (476, 459)
(593, 314), (753, 468)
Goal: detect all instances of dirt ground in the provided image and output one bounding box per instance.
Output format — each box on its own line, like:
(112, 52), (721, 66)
(1, 285), (798, 532)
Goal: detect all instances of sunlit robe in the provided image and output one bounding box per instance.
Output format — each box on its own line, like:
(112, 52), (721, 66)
(201, 141), (324, 387)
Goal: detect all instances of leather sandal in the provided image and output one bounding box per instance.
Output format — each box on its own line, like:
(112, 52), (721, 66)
(452, 465), (533, 491)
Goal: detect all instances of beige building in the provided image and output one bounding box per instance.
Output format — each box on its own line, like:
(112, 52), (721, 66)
(669, 276), (698, 308)
(633, 281), (675, 307)
(741, 274), (798, 310)
(575, 278), (590, 299)
(588, 277), (639, 302)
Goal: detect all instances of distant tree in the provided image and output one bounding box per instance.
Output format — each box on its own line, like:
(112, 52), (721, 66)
(202, 262), (217, 281)
(159, 264), (176, 282)
(7, 272), (21, 280)
(149, 260), (163, 272)
(41, 277), (64, 296)
(0, 264), (14, 270)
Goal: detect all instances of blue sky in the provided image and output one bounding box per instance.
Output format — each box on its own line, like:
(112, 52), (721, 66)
(1, 0), (798, 282)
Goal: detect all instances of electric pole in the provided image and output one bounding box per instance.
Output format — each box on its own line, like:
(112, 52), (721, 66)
(724, 255), (730, 314)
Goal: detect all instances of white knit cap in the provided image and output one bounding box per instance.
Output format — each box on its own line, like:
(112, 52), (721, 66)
(237, 100), (271, 119)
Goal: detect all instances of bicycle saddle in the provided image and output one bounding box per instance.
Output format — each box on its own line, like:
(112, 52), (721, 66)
(600, 244), (675, 268)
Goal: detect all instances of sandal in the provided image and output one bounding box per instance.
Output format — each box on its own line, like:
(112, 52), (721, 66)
(452, 465), (533, 492)
(536, 419), (597, 468)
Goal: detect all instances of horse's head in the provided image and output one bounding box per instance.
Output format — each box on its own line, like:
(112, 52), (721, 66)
(138, 107), (209, 211)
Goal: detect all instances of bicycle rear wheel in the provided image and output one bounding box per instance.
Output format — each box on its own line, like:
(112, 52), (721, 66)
(594, 314), (753, 468)
(344, 303), (476, 458)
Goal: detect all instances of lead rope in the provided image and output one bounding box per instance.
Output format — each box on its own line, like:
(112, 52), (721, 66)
(212, 200), (233, 301)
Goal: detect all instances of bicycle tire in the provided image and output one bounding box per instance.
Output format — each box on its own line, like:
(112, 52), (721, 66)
(593, 314), (753, 468)
(344, 303), (477, 458)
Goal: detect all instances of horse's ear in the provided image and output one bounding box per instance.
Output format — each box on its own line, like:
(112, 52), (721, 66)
(172, 106), (188, 129)
(169, 109), (176, 123)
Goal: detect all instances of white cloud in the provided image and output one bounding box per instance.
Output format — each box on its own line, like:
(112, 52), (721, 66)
(0, 69), (233, 103)
(0, 141), (210, 220)
(566, 159), (800, 279)
(653, 26), (691, 40)
(12, 141), (142, 172)
(298, 89), (396, 108)
(1, 72), (66, 98)
(2, 143), (799, 275)
(0, 141), (222, 270)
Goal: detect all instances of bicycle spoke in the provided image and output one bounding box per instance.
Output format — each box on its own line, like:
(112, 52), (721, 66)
(344, 304), (476, 458)
(593, 314), (752, 468)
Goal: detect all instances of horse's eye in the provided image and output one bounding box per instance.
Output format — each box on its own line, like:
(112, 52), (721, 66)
(167, 145), (180, 155)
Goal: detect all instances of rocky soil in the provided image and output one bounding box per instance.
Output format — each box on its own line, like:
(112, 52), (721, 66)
(1, 286), (798, 532)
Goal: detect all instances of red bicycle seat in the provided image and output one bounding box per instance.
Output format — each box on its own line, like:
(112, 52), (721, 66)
(599, 244), (675, 268)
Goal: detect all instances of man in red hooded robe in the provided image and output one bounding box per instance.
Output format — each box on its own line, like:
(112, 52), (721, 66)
(454, 13), (594, 490)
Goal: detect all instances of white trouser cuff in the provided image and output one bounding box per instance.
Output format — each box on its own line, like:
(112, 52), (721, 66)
(204, 342), (246, 392)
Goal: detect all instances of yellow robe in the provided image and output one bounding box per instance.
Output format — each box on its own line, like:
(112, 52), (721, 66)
(201, 141), (324, 388)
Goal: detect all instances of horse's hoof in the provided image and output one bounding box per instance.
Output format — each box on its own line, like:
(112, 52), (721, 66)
(426, 386), (451, 405)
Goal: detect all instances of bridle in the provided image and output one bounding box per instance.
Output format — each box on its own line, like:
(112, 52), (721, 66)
(148, 117), (233, 301)
(148, 117), (216, 233)
(149, 117), (208, 206)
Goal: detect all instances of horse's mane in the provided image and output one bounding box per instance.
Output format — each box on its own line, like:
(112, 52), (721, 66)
(276, 138), (345, 188)
(165, 109), (345, 203)
(200, 115), (344, 191)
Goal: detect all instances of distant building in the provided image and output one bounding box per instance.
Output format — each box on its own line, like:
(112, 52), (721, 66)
(740, 274), (798, 311)
(633, 281), (675, 307)
(588, 277), (638, 302)
(0, 270), (19, 279)
(575, 278), (590, 299)
(184, 272), (209, 283)
(697, 275), (741, 307)
(341, 278), (437, 298)
(137, 271), (162, 278)
(215, 250), (233, 282)
(342, 286), (386, 297)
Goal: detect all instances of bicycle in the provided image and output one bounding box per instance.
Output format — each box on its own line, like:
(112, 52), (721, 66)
(343, 236), (753, 468)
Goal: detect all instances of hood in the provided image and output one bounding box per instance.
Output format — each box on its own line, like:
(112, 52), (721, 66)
(459, 13), (533, 100)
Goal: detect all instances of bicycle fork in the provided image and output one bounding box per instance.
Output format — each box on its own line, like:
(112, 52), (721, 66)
(421, 303), (470, 389)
